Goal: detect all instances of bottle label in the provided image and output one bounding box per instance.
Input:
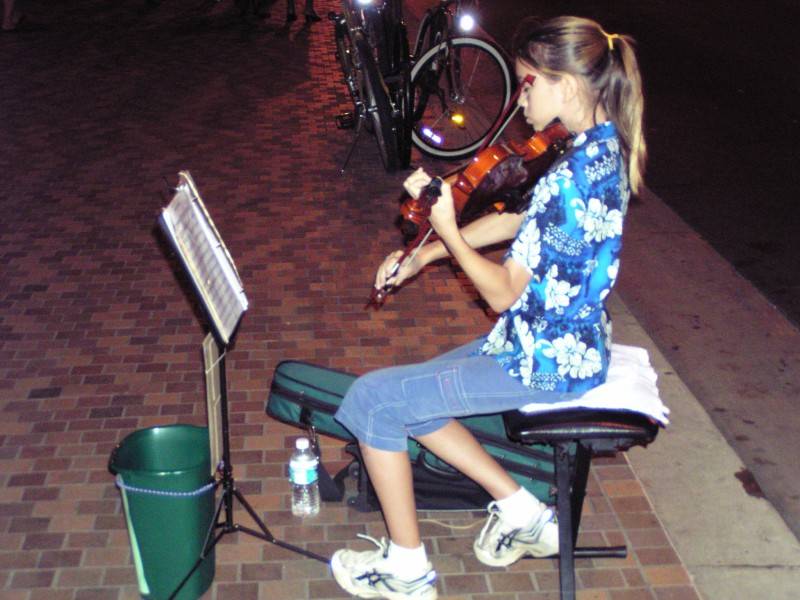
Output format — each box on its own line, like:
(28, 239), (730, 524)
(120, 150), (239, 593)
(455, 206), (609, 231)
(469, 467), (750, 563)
(289, 463), (318, 485)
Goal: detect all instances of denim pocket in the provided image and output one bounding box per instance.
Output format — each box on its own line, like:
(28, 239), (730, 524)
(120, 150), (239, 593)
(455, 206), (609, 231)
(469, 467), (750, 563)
(401, 366), (471, 422)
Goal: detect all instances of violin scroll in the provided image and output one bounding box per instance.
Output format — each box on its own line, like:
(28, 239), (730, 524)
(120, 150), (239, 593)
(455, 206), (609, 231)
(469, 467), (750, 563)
(365, 269), (395, 310)
(398, 176), (443, 242)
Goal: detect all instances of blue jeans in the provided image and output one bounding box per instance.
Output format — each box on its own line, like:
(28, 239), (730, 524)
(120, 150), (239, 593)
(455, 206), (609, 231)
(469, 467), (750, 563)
(334, 340), (577, 451)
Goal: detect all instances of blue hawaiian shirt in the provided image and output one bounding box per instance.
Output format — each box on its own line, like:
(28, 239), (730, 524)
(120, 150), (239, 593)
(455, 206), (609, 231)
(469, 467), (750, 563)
(478, 121), (630, 392)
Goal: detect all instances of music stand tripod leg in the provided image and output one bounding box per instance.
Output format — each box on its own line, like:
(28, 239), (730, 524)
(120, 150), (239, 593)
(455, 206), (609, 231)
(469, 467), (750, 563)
(230, 486), (329, 562)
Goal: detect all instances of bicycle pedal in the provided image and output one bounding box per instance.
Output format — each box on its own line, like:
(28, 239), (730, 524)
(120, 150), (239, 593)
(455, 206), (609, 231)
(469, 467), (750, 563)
(335, 112), (357, 130)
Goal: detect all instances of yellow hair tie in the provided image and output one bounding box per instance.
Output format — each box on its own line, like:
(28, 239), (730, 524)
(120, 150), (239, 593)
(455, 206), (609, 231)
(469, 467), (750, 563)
(603, 31), (621, 51)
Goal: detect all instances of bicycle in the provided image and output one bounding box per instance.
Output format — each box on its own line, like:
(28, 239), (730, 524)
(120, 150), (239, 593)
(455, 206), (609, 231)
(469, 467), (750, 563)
(409, 0), (513, 160)
(331, 0), (512, 169)
(330, 0), (411, 171)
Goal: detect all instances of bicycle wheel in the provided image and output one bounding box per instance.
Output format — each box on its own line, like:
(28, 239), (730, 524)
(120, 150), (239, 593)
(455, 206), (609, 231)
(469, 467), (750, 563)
(356, 36), (401, 171)
(411, 37), (512, 160)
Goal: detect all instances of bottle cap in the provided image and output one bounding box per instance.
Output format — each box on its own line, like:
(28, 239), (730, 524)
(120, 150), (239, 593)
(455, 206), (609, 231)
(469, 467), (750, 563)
(295, 437), (310, 450)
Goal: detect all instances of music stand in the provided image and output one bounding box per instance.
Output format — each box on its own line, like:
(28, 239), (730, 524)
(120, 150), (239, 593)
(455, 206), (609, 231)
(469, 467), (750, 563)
(158, 172), (328, 600)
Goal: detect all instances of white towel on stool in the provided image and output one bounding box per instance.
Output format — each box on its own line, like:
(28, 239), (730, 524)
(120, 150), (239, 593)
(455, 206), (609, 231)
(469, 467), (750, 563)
(519, 344), (670, 426)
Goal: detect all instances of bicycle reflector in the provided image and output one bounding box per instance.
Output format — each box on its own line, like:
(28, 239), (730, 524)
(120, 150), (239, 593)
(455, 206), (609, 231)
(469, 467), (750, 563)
(450, 112), (466, 128)
(457, 13), (476, 32)
(421, 127), (443, 145)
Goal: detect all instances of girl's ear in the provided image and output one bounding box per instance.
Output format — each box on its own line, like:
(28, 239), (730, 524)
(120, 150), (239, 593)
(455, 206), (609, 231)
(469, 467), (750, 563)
(558, 74), (581, 104)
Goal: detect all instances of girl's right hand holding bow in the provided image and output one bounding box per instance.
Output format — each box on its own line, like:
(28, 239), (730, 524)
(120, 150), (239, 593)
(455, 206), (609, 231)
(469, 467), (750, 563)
(374, 249), (424, 292)
(371, 168), (461, 301)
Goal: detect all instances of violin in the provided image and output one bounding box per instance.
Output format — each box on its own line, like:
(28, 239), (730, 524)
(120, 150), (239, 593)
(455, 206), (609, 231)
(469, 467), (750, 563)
(365, 121), (571, 310)
(399, 121), (571, 239)
(366, 69), (571, 309)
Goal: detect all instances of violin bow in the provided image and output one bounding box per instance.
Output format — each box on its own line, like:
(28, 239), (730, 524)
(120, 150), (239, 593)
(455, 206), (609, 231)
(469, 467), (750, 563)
(480, 74), (534, 152)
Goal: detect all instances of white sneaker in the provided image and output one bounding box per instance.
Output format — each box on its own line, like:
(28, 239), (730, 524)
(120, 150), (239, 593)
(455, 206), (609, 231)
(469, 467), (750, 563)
(473, 501), (559, 567)
(331, 535), (438, 599)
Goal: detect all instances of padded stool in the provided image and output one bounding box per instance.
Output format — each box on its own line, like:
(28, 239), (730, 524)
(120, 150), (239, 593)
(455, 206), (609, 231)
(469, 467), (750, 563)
(504, 408), (660, 600)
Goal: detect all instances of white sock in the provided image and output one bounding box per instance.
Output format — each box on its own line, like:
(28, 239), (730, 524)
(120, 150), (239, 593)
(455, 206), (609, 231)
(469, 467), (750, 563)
(386, 541), (430, 580)
(496, 487), (545, 528)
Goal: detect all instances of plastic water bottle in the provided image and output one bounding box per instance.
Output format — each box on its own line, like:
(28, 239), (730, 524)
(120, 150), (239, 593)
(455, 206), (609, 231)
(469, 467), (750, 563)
(289, 437), (320, 517)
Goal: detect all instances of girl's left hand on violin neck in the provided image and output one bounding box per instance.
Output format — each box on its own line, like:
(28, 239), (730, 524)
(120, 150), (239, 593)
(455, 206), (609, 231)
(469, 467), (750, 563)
(402, 168), (459, 241)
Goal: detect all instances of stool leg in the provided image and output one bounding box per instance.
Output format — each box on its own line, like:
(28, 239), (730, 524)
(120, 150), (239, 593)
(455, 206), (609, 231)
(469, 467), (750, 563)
(555, 443), (576, 600)
(571, 443), (591, 547)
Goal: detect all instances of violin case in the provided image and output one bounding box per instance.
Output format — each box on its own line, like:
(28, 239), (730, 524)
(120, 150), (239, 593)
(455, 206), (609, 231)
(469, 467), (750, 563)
(266, 360), (560, 512)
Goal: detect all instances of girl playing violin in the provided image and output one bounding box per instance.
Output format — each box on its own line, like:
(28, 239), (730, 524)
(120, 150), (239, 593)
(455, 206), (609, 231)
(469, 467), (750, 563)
(332, 15), (646, 600)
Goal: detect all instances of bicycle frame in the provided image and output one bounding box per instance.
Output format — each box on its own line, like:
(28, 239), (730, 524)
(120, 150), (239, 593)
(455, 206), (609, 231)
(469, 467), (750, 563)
(331, 0), (412, 170)
(412, 0), (478, 59)
(411, 0), (484, 122)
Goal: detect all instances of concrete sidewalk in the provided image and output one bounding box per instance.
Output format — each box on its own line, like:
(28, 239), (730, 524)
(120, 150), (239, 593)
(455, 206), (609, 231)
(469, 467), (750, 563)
(0, 1), (798, 599)
(609, 290), (800, 600)
(612, 188), (800, 599)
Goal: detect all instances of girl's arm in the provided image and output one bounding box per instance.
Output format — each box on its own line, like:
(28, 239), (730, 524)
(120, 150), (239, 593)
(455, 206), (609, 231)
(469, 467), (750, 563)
(416, 210), (524, 265)
(403, 170), (531, 313)
(375, 166), (527, 292)
(434, 225), (531, 314)
(374, 203), (525, 293)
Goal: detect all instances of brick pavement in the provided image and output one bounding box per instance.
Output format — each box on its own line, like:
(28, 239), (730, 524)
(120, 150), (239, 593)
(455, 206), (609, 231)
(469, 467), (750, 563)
(0, 1), (701, 598)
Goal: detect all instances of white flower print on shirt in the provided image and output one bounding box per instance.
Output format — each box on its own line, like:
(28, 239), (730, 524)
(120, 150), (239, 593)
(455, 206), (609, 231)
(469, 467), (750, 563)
(518, 355), (533, 386)
(513, 314), (536, 386)
(514, 314), (535, 355)
(544, 265), (580, 313)
(601, 310), (613, 350)
(529, 162), (574, 214)
(580, 347), (603, 378)
(482, 316), (514, 355)
(509, 287), (530, 313)
(511, 219), (542, 271)
(573, 197), (623, 243)
(527, 184), (549, 215)
(599, 259), (620, 301)
(541, 333), (603, 379)
(607, 259), (619, 283)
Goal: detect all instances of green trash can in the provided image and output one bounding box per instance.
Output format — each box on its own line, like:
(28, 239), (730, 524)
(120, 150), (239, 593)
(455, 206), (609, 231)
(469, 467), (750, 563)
(109, 425), (217, 600)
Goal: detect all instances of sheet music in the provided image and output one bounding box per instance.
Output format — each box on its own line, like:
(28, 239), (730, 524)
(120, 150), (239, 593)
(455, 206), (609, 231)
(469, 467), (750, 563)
(160, 172), (248, 345)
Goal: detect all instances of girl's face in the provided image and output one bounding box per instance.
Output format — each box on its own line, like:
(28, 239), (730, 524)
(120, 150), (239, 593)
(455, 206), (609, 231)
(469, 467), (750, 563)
(515, 59), (564, 132)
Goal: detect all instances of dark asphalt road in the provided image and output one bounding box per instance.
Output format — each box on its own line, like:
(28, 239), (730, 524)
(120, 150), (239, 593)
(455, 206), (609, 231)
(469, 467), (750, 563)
(480, 0), (800, 326)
